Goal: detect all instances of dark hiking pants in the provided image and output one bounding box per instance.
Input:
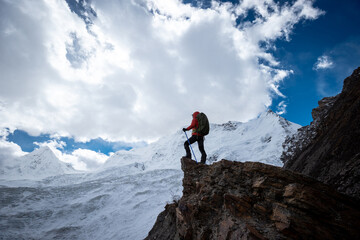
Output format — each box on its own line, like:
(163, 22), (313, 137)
(184, 135), (207, 163)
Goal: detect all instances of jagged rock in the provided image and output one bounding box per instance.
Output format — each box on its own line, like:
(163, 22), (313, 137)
(281, 95), (339, 166)
(282, 67), (360, 199)
(146, 158), (360, 240)
(311, 96), (338, 122)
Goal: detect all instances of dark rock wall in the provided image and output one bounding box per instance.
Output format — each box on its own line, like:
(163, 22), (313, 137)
(146, 158), (360, 240)
(282, 67), (360, 199)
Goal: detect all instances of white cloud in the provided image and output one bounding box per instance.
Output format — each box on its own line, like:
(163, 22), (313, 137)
(314, 55), (334, 70)
(0, 0), (323, 142)
(71, 148), (109, 170)
(315, 37), (360, 97)
(0, 138), (27, 168)
(0, 129), (27, 170)
(276, 101), (287, 115)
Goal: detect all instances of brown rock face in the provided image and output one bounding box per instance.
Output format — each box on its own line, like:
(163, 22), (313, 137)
(282, 67), (360, 199)
(146, 158), (360, 240)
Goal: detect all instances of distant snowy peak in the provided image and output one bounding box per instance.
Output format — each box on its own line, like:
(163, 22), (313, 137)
(211, 110), (300, 137)
(104, 110), (301, 171)
(214, 110), (298, 133)
(23, 146), (73, 170)
(205, 110), (301, 166)
(263, 110), (300, 134)
(1, 146), (75, 180)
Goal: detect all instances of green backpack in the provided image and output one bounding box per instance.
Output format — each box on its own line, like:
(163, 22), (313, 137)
(196, 112), (210, 136)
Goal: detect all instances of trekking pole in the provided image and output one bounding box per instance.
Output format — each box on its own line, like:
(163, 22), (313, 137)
(184, 131), (197, 163)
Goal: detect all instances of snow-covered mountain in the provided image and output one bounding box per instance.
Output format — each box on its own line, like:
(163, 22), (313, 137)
(0, 146), (75, 181)
(105, 110), (300, 171)
(0, 111), (300, 240)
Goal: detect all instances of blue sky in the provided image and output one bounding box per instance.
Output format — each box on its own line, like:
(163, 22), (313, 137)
(270, 0), (360, 125)
(1, 0), (359, 170)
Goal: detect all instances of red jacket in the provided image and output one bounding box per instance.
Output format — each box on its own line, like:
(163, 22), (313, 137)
(186, 111), (202, 136)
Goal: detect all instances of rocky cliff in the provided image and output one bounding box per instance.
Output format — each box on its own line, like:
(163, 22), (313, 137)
(282, 67), (360, 199)
(146, 158), (360, 240)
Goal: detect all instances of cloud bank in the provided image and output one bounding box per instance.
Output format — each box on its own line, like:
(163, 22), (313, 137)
(0, 0), (323, 143)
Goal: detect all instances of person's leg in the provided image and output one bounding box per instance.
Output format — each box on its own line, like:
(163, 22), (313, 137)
(197, 136), (207, 163)
(184, 135), (197, 158)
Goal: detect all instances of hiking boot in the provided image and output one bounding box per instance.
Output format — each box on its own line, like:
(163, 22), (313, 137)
(201, 155), (206, 164)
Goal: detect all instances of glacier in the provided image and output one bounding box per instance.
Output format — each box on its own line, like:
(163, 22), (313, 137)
(0, 111), (300, 240)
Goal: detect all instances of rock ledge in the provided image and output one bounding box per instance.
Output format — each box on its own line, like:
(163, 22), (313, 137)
(146, 158), (360, 240)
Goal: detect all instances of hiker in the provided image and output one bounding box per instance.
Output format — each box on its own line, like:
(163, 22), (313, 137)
(183, 111), (209, 164)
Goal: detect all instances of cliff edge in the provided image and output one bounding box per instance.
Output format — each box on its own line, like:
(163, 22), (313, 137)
(146, 158), (360, 240)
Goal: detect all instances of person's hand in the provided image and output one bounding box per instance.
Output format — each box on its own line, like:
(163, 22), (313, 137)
(182, 128), (187, 132)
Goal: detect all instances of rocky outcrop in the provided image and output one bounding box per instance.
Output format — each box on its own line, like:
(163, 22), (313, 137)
(146, 158), (360, 240)
(281, 96), (338, 164)
(282, 67), (360, 199)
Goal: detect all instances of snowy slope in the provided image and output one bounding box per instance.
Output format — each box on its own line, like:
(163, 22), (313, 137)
(0, 167), (182, 240)
(0, 111), (300, 240)
(0, 146), (75, 180)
